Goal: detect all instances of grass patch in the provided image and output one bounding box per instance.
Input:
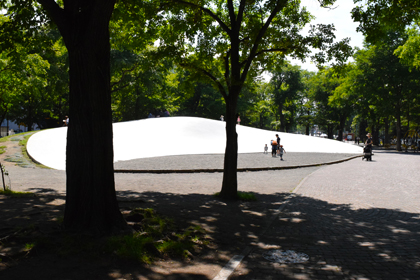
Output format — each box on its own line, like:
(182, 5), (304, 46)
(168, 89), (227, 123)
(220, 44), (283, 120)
(0, 131), (34, 143)
(25, 208), (209, 264)
(106, 208), (208, 263)
(214, 191), (257, 201)
(237, 191), (257, 201)
(0, 145), (6, 154)
(25, 243), (36, 250)
(20, 134), (51, 169)
(0, 131), (49, 168)
(0, 189), (35, 197)
(106, 233), (156, 263)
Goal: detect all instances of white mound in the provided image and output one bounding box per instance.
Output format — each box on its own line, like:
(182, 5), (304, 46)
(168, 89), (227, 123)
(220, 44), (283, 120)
(27, 116), (362, 170)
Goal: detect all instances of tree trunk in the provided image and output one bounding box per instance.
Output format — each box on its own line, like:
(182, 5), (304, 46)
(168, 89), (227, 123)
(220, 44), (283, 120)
(373, 121), (381, 146)
(395, 114), (402, 151)
(220, 93), (239, 200)
(337, 127), (343, 141)
(359, 120), (368, 142)
(54, 1), (127, 233)
(327, 125), (334, 139)
(384, 117), (390, 145)
(279, 104), (285, 132)
(394, 98), (402, 151)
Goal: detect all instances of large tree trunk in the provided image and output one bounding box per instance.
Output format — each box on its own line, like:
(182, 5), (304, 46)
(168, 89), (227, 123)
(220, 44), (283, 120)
(220, 93), (239, 200)
(327, 124), (334, 139)
(48, 1), (127, 233)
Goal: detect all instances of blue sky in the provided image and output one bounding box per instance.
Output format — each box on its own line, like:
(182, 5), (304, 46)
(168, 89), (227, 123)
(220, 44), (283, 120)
(291, 0), (366, 72)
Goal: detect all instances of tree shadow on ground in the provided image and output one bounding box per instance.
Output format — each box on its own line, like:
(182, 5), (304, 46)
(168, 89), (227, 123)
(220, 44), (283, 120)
(230, 194), (420, 279)
(0, 190), (287, 280)
(1, 190), (420, 279)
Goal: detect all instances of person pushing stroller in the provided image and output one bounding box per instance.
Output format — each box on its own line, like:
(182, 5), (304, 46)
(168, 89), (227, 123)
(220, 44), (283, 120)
(363, 133), (373, 161)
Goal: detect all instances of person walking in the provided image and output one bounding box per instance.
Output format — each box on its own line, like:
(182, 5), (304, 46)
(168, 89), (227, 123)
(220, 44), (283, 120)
(271, 140), (278, 157)
(276, 134), (281, 151)
(278, 145), (286, 161)
(365, 133), (373, 154)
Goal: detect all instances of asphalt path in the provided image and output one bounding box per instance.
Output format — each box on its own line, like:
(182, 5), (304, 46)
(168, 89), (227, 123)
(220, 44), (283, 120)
(295, 150), (420, 212)
(229, 150), (420, 280)
(6, 148), (420, 279)
(10, 152), (356, 195)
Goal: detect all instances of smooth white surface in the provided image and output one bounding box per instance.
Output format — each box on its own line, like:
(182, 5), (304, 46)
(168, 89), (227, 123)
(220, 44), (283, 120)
(27, 116), (362, 170)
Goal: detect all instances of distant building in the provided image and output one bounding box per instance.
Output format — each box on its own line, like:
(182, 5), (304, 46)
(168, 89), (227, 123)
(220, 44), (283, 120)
(0, 120), (39, 137)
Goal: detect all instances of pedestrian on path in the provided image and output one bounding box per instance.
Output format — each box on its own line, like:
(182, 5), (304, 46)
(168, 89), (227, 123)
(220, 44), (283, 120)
(365, 133), (372, 150)
(276, 134), (281, 150)
(278, 145), (286, 160)
(271, 140), (277, 157)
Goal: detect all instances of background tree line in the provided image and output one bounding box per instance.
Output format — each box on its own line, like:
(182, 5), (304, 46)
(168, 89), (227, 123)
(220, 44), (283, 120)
(1, 0), (419, 232)
(2, 20), (419, 149)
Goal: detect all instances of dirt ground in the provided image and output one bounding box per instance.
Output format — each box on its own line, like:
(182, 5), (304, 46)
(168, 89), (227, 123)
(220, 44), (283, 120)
(0, 133), (285, 280)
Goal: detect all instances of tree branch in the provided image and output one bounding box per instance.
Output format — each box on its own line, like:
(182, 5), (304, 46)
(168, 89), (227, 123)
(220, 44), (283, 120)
(180, 62), (228, 100)
(254, 48), (290, 57)
(0, 65), (13, 74)
(36, 0), (66, 32)
(227, 0), (236, 30)
(240, 0), (288, 82)
(239, 47), (291, 69)
(110, 64), (142, 93)
(237, 0), (246, 27)
(224, 50), (231, 88)
(168, 0), (231, 35)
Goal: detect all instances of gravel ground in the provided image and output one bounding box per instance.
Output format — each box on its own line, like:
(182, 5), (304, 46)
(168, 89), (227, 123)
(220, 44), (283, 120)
(113, 152), (359, 171)
(8, 152), (359, 196)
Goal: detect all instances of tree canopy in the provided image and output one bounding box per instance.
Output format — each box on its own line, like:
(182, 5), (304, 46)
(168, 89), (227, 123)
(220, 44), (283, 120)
(2, 0), (418, 234)
(152, 0), (352, 199)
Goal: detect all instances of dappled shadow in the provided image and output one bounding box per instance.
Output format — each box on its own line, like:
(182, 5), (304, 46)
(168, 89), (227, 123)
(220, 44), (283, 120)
(115, 190), (420, 279)
(2, 190), (420, 279)
(0, 193), (65, 235)
(26, 188), (61, 194)
(0, 191), (216, 280)
(230, 194), (420, 279)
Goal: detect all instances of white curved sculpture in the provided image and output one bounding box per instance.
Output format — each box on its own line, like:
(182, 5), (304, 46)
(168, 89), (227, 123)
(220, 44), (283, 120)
(27, 116), (362, 170)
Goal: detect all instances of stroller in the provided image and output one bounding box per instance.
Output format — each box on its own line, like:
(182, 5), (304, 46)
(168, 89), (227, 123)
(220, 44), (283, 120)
(362, 145), (373, 161)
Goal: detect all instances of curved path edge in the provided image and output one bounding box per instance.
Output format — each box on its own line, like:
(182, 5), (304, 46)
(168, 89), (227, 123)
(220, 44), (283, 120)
(114, 154), (361, 174)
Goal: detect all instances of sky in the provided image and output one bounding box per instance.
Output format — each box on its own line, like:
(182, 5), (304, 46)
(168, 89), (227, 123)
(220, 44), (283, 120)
(289, 0), (366, 72)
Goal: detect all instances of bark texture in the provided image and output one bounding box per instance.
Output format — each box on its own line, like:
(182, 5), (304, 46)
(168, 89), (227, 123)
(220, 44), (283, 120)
(40, 0), (127, 233)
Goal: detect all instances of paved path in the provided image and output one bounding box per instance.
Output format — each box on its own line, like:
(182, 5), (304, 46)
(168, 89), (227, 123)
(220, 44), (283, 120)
(6, 145), (420, 280)
(230, 150), (420, 280)
(9, 152), (356, 195)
